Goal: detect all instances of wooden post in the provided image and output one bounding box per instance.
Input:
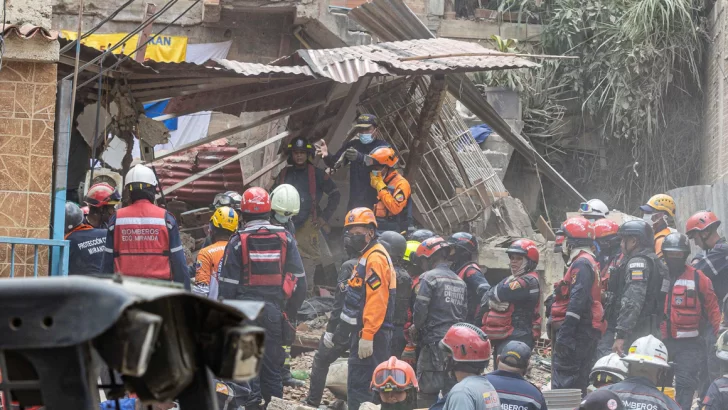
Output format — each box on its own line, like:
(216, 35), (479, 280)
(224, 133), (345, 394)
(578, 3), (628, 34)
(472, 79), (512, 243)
(135, 3), (157, 63)
(404, 75), (447, 180)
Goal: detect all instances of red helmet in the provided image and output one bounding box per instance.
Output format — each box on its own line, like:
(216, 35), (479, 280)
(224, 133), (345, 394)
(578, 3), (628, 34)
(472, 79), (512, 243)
(241, 187), (271, 214)
(80, 206), (90, 216)
(555, 235), (564, 245)
(686, 211), (721, 236)
(506, 239), (539, 263)
(594, 219), (619, 239)
(439, 323), (491, 363)
(561, 217), (595, 240)
(370, 356), (419, 392)
(85, 182), (121, 208)
(414, 236), (449, 260)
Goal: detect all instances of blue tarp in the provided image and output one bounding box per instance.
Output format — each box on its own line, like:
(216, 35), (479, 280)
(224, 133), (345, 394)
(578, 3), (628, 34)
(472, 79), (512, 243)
(469, 124), (493, 144)
(144, 100), (178, 131)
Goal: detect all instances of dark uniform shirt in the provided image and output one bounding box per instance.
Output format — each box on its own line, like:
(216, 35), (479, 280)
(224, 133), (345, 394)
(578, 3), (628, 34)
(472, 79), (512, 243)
(454, 262), (491, 326)
(557, 256), (600, 346)
(488, 273), (540, 338)
(323, 139), (389, 210)
(413, 262), (468, 344)
(327, 258), (358, 337)
(692, 238), (728, 306)
(604, 376), (681, 410)
(702, 375), (728, 409)
(274, 164), (340, 228)
(66, 225), (107, 275)
(485, 370), (547, 410)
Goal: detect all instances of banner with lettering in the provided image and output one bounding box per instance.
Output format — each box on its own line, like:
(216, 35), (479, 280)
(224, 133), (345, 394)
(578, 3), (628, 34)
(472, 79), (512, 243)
(62, 31), (188, 63)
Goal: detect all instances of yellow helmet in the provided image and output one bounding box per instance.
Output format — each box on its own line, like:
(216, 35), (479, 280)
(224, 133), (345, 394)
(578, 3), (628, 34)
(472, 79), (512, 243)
(403, 240), (420, 262)
(640, 194), (676, 217)
(210, 206), (239, 233)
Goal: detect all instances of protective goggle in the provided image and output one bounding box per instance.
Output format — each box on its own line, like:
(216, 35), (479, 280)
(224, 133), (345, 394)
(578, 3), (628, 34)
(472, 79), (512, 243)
(372, 368), (411, 391)
(213, 194), (235, 208)
(579, 202), (594, 213)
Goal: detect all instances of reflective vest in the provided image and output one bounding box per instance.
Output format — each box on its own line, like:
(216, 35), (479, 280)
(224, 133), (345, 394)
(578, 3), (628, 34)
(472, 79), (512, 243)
(113, 200), (171, 280)
(340, 243), (395, 329)
(551, 251), (604, 331)
(662, 265), (705, 339)
(374, 171), (411, 231)
(483, 272), (541, 340)
(457, 263), (480, 281)
(238, 223), (289, 301)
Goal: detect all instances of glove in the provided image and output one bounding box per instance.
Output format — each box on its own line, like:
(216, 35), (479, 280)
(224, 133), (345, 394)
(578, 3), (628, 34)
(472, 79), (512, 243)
(322, 332), (335, 349)
(488, 298), (510, 312)
(344, 147), (359, 161)
(401, 343), (417, 366)
(358, 338), (374, 359)
(407, 324), (418, 342)
(370, 173), (386, 191)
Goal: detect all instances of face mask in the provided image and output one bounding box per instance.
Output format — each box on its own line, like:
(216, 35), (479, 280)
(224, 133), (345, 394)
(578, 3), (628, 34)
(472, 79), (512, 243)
(510, 259), (526, 277)
(273, 213), (290, 224)
(359, 133), (374, 144)
(642, 213), (654, 224)
(344, 232), (370, 254)
(666, 258), (685, 276)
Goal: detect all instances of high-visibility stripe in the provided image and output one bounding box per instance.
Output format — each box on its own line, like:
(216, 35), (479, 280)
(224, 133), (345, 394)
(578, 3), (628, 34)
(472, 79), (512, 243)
(170, 245), (184, 253)
(220, 277), (239, 285)
(676, 330), (699, 338)
(496, 393), (542, 409)
(566, 311), (580, 319)
(250, 251), (281, 261)
(494, 286), (501, 302)
(705, 257), (719, 277)
(416, 295), (431, 302)
(104, 247), (114, 253)
(340, 312), (357, 325)
(675, 279), (696, 289)
(115, 217), (167, 226)
(530, 288), (539, 293)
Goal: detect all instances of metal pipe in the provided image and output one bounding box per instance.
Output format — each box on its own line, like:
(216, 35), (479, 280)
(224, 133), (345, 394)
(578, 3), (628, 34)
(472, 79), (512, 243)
(88, 55), (105, 188)
(51, 79), (74, 277)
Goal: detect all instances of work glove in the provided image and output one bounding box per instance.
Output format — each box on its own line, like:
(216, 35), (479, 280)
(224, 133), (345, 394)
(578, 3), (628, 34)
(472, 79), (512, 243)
(322, 332), (335, 349)
(488, 299), (510, 312)
(401, 343), (417, 366)
(358, 338), (374, 359)
(344, 147), (359, 162)
(370, 173), (386, 191)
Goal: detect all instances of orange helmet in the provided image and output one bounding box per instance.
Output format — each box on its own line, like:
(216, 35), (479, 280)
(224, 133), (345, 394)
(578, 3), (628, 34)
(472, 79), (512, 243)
(371, 356), (418, 392)
(369, 146), (398, 168)
(414, 236), (449, 260)
(440, 323), (491, 363)
(345, 207), (377, 228)
(686, 211), (721, 236)
(85, 182), (121, 208)
(594, 219), (619, 239)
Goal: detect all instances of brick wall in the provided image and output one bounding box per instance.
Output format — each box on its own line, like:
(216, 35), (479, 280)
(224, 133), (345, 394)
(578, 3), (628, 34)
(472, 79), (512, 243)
(0, 62), (56, 277)
(703, 0), (728, 184)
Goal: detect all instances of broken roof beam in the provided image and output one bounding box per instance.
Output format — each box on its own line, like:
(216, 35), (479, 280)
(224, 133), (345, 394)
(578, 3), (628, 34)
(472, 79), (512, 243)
(404, 75), (446, 180)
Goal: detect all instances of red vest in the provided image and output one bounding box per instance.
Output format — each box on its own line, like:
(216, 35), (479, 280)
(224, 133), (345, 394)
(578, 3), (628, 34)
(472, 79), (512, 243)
(457, 263), (480, 280)
(551, 251), (604, 332)
(239, 224), (288, 287)
(482, 271), (540, 340)
(662, 265), (704, 339)
(113, 200), (171, 280)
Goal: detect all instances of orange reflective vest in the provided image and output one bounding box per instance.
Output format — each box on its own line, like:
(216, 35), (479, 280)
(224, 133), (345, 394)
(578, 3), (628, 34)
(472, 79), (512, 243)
(113, 200), (171, 280)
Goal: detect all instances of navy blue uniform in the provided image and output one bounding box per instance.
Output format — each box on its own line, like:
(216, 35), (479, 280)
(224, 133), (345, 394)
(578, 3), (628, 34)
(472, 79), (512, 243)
(603, 376), (681, 410)
(66, 225), (107, 275)
(218, 219), (306, 407)
(702, 376), (728, 409)
(322, 139), (389, 210)
(485, 370), (548, 410)
(273, 164), (340, 228)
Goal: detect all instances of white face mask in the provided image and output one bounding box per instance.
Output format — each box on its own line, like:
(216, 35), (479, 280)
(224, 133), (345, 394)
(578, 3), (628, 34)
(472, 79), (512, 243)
(642, 213), (654, 224)
(273, 213), (290, 224)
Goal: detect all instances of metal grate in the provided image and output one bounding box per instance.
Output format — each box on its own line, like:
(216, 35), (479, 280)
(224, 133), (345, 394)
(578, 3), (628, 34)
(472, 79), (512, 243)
(360, 77), (506, 235)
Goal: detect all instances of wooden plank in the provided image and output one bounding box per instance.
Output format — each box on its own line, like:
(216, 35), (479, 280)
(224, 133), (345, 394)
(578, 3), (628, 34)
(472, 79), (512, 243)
(162, 131), (290, 195)
(135, 3), (157, 63)
(537, 215), (555, 241)
(404, 75), (446, 180)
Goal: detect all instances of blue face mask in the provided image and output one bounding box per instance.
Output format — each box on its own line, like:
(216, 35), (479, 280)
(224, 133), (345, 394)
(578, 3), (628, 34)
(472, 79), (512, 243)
(359, 133), (374, 144)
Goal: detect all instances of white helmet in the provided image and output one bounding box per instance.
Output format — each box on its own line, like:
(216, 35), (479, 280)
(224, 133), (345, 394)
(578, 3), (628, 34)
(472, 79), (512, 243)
(590, 353), (628, 384)
(125, 164), (158, 187)
(579, 199), (609, 219)
(271, 184), (300, 223)
(621, 335), (671, 369)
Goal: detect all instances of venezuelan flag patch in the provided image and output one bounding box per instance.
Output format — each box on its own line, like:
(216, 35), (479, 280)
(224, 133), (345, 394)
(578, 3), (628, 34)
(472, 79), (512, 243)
(395, 192), (405, 202)
(631, 270), (644, 281)
(366, 272), (382, 290)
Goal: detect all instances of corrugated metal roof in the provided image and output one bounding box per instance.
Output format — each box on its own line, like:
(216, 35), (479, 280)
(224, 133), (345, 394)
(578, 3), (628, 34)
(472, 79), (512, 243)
(2, 24), (59, 41)
(296, 38), (539, 83)
(206, 59), (315, 78)
(667, 183), (728, 255)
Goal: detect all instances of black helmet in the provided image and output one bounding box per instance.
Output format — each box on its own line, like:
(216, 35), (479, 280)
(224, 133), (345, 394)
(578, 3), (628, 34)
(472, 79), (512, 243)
(287, 137), (315, 156)
(408, 229), (435, 243)
(380, 231), (407, 261)
(617, 220), (654, 249)
(447, 232), (478, 255)
(662, 233), (690, 254)
(65, 202), (84, 234)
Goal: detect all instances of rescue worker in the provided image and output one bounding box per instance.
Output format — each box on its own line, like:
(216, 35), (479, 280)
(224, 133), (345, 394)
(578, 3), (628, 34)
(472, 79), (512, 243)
(603, 335), (680, 410)
(274, 137), (341, 291)
(379, 231), (412, 360)
(65, 202), (107, 275)
(318, 114), (389, 210)
(193, 206), (238, 297)
(218, 187), (307, 409)
(594, 218), (623, 358)
(482, 239), (541, 362)
(589, 353), (628, 389)
(578, 390), (625, 410)
(611, 220), (666, 356)
(269, 183), (306, 388)
(84, 182), (120, 229)
(639, 193), (677, 257)
(270, 183), (300, 235)
(370, 357), (419, 410)
(659, 233), (721, 410)
(402, 229), (435, 367)
(101, 164), (188, 288)
(335, 207), (396, 410)
(485, 340), (548, 410)
(701, 329), (728, 409)
(303, 241), (358, 408)
(410, 237), (467, 408)
(579, 198), (609, 221)
(438, 323), (501, 410)
(369, 146), (411, 232)
(549, 217), (603, 395)
(203, 191), (243, 248)
(447, 232), (490, 326)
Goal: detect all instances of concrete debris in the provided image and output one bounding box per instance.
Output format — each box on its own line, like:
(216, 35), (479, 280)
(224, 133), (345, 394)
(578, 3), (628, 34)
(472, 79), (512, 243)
(358, 403), (380, 410)
(268, 396), (317, 410)
(325, 359), (348, 399)
(485, 196), (535, 238)
(283, 351), (338, 405)
(136, 114), (170, 146)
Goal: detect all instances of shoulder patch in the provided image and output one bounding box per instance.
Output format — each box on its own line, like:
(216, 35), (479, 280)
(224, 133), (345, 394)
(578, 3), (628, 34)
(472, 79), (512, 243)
(414, 282), (421, 294)
(367, 271), (382, 290)
(509, 279), (524, 290)
(216, 382), (230, 395)
(631, 270), (644, 281)
(628, 261), (646, 269)
(395, 192), (405, 202)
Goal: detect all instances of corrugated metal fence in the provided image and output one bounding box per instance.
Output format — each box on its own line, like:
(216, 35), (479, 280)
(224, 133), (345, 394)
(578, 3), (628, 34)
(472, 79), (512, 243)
(667, 183), (728, 254)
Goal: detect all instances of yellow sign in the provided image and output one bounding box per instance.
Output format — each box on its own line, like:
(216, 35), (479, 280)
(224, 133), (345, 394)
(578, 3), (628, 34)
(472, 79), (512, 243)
(62, 31), (187, 63)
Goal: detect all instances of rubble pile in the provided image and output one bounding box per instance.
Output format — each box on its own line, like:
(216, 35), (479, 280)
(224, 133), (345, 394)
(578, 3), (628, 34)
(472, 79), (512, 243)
(283, 351), (338, 405)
